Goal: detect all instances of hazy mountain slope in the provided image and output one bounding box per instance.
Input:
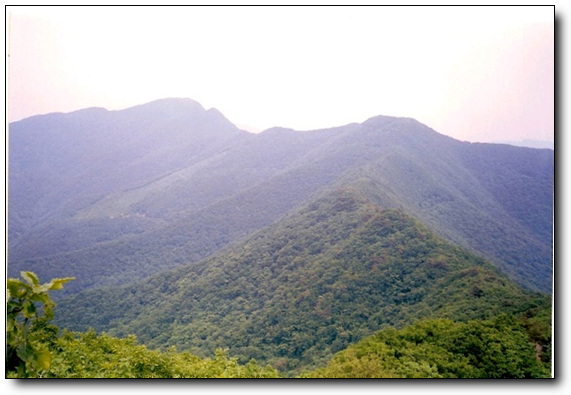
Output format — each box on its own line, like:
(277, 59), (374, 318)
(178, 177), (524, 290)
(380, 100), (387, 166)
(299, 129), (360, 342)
(11, 164), (348, 295)
(7, 125), (365, 294)
(251, 116), (554, 291)
(8, 99), (553, 294)
(458, 143), (553, 244)
(325, 120), (553, 292)
(55, 188), (547, 374)
(8, 98), (250, 260)
(8, 107), (349, 263)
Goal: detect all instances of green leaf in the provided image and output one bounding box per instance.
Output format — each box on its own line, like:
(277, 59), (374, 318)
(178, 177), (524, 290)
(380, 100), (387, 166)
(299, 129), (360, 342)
(36, 349), (52, 371)
(7, 279), (26, 300)
(48, 277), (75, 290)
(17, 342), (35, 362)
(22, 301), (37, 318)
(30, 293), (49, 303)
(21, 271), (40, 286)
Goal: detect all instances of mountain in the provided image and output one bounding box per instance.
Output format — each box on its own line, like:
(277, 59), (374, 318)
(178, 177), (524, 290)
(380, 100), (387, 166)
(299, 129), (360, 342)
(7, 98), (554, 376)
(8, 98), (249, 254)
(493, 139), (554, 150)
(55, 188), (549, 374)
(8, 100), (553, 294)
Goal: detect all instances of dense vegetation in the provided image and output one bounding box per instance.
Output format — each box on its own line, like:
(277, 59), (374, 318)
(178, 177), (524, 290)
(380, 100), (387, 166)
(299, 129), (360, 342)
(7, 99), (553, 378)
(55, 189), (550, 375)
(7, 272), (279, 378)
(7, 271), (550, 378)
(302, 314), (551, 378)
(9, 99), (553, 294)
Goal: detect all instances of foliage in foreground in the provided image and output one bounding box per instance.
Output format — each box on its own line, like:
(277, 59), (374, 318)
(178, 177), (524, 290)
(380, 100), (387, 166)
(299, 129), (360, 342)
(45, 331), (279, 378)
(6, 271), (278, 378)
(302, 315), (551, 378)
(6, 271), (74, 377)
(8, 271), (552, 378)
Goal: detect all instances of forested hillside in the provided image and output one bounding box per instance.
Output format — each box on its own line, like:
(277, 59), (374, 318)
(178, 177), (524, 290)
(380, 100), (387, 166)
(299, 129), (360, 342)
(7, 271), (549, 378)
(8, 99), (553, 294)
(55, 188), (550, 374)
(302, 314), (551, 378)
(8, 98), (553, 378)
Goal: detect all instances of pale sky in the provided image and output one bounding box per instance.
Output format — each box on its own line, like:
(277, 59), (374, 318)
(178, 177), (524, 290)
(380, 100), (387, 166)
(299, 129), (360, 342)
(7, 5), (554, 143)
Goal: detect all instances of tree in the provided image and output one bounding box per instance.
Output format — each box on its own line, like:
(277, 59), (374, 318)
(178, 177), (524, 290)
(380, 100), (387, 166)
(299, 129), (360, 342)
(6, 271), (280, 378)
(6, 271), (74, 377)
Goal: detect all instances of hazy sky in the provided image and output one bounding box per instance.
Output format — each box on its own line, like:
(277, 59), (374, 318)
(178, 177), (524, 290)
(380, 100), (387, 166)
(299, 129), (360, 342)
(7, 5), (554, 143)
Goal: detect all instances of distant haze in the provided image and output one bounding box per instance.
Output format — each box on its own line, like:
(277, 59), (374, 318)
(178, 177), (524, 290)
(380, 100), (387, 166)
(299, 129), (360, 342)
(7, 6), (554, 144)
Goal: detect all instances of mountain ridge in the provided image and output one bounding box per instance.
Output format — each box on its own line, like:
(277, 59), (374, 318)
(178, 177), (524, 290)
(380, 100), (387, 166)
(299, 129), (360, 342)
(8, 98), (553, 294)
(55, 187), (548, 373)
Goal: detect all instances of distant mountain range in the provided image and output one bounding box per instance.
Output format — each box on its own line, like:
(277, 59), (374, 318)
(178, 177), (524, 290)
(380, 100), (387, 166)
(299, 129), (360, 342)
(8, 98), (553, 293)
(7, 98), (553, 373)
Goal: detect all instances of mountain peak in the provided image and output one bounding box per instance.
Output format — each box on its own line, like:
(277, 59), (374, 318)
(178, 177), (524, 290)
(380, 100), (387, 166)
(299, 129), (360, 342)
(121, 98), (206, 116)
(362, 114), (424, 129)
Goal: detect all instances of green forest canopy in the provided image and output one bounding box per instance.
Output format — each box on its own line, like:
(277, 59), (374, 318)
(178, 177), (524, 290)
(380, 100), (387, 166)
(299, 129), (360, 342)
(7, 271), (551, 378)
